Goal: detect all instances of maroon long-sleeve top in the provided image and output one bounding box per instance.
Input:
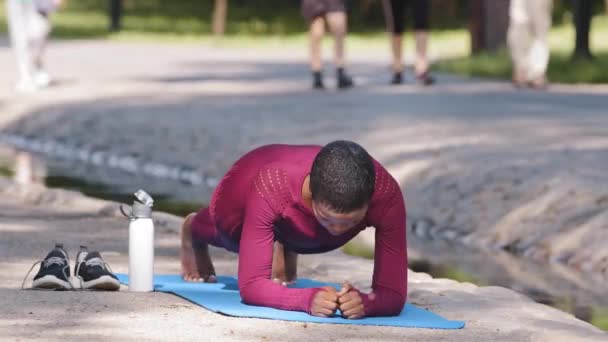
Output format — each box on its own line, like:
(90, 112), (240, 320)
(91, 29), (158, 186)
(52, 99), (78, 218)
(207, 144), (408, 316)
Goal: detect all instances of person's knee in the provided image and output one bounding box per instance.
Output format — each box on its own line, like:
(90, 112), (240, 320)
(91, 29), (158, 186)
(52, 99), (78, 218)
(332, 29), (346, 40)
(329, 22), (346, 38)
(309, 17), (325, 38)
(326, 12), (347, 35)
(310, 28), (324, 39)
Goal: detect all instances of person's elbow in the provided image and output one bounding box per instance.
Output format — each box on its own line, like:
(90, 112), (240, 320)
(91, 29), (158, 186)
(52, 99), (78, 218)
(370, 290), (406, 317)
(387, 294), (406, 316)
(238, 280), (259, 306)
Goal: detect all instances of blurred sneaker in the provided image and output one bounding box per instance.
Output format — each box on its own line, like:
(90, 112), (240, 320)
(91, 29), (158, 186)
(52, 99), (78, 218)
(14, 79), (38, 94)
(31, 243), (72, 290)
(34, 69), (52, 88)
(390, 71), (403, 85)
(312, 71), (325, 90)
(337, 68), (354, 89)
(75, 246), (120, 291)
(529, 76), (548, 90)
(416, 71), (435, 86)
(512, 69), (527, 88)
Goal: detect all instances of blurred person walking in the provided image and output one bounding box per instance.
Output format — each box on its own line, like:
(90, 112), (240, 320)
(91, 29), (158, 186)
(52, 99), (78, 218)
(301, 0), (354, 90)
(6, 0), (62, 93)
(382, 0), (435, 85)
(508, 0), (553, 89)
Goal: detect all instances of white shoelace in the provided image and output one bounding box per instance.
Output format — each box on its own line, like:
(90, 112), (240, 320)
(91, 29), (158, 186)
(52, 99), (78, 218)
(85, 257), (106, 268)
(44, 257), (66, 267)
(74, 257), (115, 290)
(21, 257), (73, 290)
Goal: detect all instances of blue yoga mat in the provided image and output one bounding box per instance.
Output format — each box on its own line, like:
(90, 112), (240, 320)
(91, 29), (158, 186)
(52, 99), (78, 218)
(117, 274), (464, 329)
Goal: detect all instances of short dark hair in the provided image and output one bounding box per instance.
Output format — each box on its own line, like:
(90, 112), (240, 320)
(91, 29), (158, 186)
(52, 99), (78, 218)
(310, 140), (375, 213)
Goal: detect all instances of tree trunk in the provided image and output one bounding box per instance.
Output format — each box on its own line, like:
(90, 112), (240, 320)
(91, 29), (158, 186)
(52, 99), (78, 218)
(469, 0), (509, 54)
(483, 0), (510, 51)
(572, 0), (594, 59)
(359, 0), (375, 13)
(469, 0), (485, 54)
(212, 0), (228, 36)
(109, 0), (123, 32)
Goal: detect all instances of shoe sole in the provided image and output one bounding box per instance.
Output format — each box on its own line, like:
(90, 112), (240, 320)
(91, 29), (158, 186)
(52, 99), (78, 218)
(32, 275), (71, 290)
(79, 275), (120, 291)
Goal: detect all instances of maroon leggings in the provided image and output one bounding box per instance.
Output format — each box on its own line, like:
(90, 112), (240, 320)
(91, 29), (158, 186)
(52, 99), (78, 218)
(190, 207), (240, 253)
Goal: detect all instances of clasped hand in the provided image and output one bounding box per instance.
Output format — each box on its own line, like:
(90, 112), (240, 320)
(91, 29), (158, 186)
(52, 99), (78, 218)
(310, 282), (364, 319)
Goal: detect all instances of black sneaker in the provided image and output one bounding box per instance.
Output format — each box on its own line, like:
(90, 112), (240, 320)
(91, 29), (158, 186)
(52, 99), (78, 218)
(336, 68), (354, 89)
(416, 71), (435, 86)
(312, 71), (325, 90)
(75, 246), (120, 291)
(391, 72), (403, 85)
(31, 243), (72, 290)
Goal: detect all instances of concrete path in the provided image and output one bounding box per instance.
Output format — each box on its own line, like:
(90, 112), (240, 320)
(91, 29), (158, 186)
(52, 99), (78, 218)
(0, 180), (606, 341)
(1, 40), (606, 274)
(1, 39), (607, 340)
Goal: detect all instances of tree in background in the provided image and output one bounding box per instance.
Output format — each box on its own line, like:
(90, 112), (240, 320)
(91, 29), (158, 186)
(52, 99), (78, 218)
(469, 0), (484, 53)
(572, 0), (594, 59)
(212, 0), (228, 36)
(469, 0), (510, 54)
(109, 0), (122, 32)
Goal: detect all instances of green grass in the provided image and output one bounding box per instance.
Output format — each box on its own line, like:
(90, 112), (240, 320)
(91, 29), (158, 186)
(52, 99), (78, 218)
(435, 15), (608, 84)
(1, 3), (605, 81)
(0, 165), (13, 177)
(342, 241), (375, 260)
(592, 308), (608, 331)
(45, 175), (203, 217)
(0, 2), (468, 53)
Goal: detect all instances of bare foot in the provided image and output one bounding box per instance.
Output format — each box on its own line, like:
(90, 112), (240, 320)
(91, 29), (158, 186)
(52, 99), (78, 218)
(512, 69), (527, 88)
(271, 241), (298, 286)
(181, 213), (217, 283)
(528, 76), (548, 90)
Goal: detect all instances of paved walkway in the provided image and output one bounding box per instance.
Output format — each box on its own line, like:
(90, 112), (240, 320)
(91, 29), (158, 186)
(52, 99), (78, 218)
(1, 39), (607, 340)
(0, 40), (606, 197)
(1, 39), (606, 272)
(1, 180), (606, 341)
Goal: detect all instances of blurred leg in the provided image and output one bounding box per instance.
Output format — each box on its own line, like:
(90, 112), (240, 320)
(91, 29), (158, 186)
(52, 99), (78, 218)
(412, 0), (430, 75)
(309, 16), (326, 72)
(383, 0), (405, 73)
(327, 11), (353, 88)
(29, 12), (52, 71)
(507, 0), (532, 86)
(527, 0), (552, 86)
(391, 35), (404, 72)
(326, 11), (346, 68)
(28, 11), (53, 87)
(6, 0), (36, 88)
(414, 31), (428, 74)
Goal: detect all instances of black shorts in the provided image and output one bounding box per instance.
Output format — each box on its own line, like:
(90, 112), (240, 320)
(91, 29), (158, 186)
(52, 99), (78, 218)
(301, 0), (346, 22)
(384, 0), (430, 33)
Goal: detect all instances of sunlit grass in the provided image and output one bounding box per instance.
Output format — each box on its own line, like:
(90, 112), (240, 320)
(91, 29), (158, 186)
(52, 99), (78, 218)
(435, 15), (608, 83)
(342, 241), (375, 260)
(0, 3), (467, 55)
(592, 308), (608, 331)
(0, 165), (13, 177)
(44, 175), (202, 216)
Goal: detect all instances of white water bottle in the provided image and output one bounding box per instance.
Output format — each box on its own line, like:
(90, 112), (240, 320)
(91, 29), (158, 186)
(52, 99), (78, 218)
(121, 189), (155, 292)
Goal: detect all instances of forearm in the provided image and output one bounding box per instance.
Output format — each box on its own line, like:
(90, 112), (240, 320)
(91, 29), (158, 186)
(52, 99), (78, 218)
(360, 286), (406, 317)
(240, 279), (322, 313)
